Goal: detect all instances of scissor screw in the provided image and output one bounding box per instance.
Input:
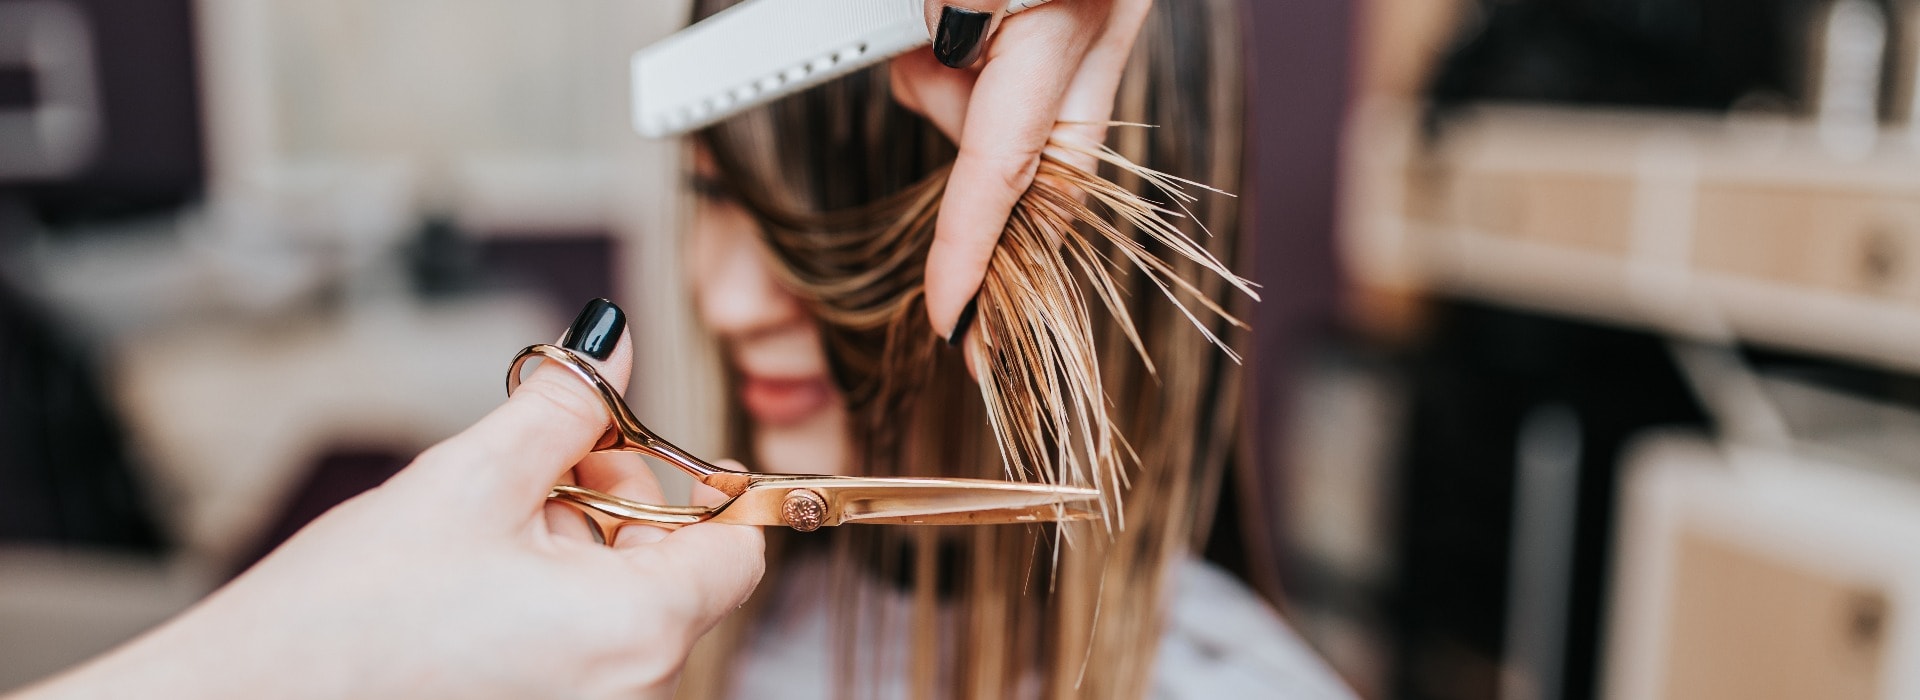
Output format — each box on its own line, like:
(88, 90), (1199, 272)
(781, 489), (827, 532)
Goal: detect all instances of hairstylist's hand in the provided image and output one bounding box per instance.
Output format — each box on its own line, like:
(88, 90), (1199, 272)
(896, 0), (1153, 342)
(14, 299), (764, 700)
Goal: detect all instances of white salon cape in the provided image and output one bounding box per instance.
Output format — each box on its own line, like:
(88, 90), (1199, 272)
(729, 557), (1356, 699)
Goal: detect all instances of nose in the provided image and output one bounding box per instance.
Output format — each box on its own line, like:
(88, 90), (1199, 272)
(693, 221), (808, 339)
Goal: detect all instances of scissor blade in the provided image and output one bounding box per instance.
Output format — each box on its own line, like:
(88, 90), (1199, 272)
(709, 476), (1102, 528)
(848, 501), (1101, 526)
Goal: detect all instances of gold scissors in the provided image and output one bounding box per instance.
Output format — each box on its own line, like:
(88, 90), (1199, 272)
(507, 344), (1100, 540)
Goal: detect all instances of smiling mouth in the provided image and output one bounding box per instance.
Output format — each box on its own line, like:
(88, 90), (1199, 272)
(738, 374), (835, 426)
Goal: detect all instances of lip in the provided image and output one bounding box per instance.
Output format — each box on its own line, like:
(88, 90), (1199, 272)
(738, 373), (835, 427)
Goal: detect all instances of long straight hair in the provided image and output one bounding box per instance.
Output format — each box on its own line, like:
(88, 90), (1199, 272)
(678, 2), (1249, 697)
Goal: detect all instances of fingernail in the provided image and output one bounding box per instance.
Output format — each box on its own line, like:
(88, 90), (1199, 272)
(946, 296), (978, 347)
(562, 298), (626, 360)
(933, 6), (991, 69)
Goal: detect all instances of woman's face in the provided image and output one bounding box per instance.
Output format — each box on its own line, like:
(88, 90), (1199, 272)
(684, 147), (851, 476)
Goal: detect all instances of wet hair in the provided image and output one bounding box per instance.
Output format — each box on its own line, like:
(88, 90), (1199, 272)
(681, 2), (1251, 697)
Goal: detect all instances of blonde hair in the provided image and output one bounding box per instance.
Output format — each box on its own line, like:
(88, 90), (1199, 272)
(680, 2), (1250, 697)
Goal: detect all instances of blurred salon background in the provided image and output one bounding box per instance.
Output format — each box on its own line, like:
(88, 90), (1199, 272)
(1, 1), (1916, 699)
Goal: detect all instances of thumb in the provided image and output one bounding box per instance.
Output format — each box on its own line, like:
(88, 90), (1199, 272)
(925, 0), (1008, 68)
(421, 298), (634, 512)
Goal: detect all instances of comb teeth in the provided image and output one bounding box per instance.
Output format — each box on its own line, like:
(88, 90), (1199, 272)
(631, 0), (923, 138)
(631, 0), (1055, 139)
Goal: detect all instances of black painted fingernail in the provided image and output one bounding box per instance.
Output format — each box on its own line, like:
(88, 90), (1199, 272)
(934, 6), (991, 69)
(562, 298), (626, 361)
(947, 296), (979, 347)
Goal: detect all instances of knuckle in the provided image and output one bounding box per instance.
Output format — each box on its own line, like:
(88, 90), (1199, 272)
(1003, 156), (1042, 193)
(992, 157), (1042, 199)
(959, 147), (1043, 200)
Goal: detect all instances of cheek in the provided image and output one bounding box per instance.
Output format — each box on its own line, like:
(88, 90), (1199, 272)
(683, 206), (739, 299)
(684, 204), (826, 370)
(685, 203), (772, 327)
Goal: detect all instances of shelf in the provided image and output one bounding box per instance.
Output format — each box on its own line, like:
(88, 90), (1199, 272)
(1346, 102), (1920, 373)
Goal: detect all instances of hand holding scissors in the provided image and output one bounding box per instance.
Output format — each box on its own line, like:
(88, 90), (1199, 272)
(13, 300), (759, 700)
(12, 298), (1096, 700)
(512, 343), (1099, 542)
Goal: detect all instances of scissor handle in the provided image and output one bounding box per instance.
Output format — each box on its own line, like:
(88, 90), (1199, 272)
(549, 479), (836, 540)
(549, 485), (712, 525)
(547, 484), (717, 543)
(506, 344), (751, 496)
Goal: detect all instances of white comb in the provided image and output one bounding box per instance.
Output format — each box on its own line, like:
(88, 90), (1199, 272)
(631, 0), (1052, 139)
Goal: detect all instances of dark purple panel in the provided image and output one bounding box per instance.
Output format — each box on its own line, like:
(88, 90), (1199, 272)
(1233, 0), (1358, 602)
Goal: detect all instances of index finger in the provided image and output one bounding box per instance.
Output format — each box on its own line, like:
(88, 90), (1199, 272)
(924, 2), (1104, 339)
